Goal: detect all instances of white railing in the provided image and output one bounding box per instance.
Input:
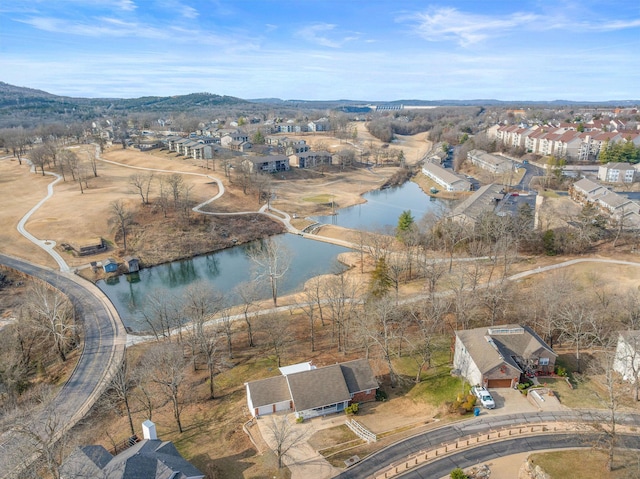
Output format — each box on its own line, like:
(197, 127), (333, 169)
(346, 419), (377, 443)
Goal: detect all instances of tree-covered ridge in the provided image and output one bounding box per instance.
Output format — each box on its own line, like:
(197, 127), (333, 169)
(0, 83), (249, 128)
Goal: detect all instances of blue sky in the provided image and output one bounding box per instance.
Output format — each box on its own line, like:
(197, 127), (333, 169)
(1, 1), (639, 101)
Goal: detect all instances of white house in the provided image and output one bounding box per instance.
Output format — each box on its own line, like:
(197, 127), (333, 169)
(421, 161), (471, 192)
(614, 331), (640, 383)
(245, 359), (378, 419)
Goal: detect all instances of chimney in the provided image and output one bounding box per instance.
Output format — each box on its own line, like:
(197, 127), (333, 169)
(142, 420), (157, 440)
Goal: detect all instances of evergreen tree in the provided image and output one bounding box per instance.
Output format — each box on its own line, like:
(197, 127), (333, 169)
(369, 258), (392, 298)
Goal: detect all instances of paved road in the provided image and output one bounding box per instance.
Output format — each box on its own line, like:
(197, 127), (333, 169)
(396, 433), (640, 478)
(334, 410), (640, 479)
(0, 254), (126, 478)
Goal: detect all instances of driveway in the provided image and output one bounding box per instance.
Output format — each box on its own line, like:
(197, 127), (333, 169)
(480, 387), (565, 417)
(255, 413), (343, 479)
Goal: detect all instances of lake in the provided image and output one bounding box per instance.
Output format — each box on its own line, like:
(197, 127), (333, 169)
(97, 234), (350, 332)
(98, 180), (448, 332)
(311, 180), (447, 231)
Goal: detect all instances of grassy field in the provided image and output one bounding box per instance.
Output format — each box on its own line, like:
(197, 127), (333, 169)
(302, 194), (334, 204)
(529, 449), (640, 478)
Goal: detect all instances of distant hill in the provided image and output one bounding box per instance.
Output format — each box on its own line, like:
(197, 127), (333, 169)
(0, 82), (250, 128)
(0, 81), (637, 129)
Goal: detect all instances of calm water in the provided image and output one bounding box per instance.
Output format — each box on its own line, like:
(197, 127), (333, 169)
(99, 181), (445, 332)
(312, 181), (447, 231)
(97, 234), (350, 332)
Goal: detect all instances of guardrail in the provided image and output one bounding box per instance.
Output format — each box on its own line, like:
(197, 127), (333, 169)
(372, 422), (580, 479)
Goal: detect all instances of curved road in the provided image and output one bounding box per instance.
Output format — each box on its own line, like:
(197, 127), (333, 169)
(0, 254), (126, 478)
(397, 433), (640, 478)
(334, 410), (640, 479)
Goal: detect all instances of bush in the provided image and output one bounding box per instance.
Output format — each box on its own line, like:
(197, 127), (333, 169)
(555, 365), (568, 377)
(451, 393), (476, 414)
(450, 467), (468, 479)
(345, 403), (359, 415)
(376, 389), (388, 402)
(296, 416), (304, 424)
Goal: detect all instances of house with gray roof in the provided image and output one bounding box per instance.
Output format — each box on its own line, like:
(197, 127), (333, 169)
(453, 324), (556, 388)
(421, 161), (471, 192)
(61, 421), (204, 479)
(245, 359), (378, 419)
(449, 183), (504, 226)
(467, 150), (514, 174)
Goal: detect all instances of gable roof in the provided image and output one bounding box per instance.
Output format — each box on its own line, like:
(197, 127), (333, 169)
(422, 161), (470, 187)
(287, 364), (351, 411)
(451, 183), (503, 223)
(339, 359), (379, 394)
(61, 440), (204, 479)
(245, 359), (377, 413)
(456, 324), (556, 376)
(247, 375), (291, 408)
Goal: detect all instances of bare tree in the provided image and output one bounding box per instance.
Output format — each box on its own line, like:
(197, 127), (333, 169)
(166, 173), (184, 209)
(264, 415), (308, 468)
(362, 296), (401, 387)
(86, 147), (98, 177)
(182, 282), (223, 371)
(26, 283), (76, 362)
(109, 200), (134, 251)
(234, 281), (261, 347)
(406, 299), (449, 382)
(198, 324), (223, 399)
(29, 145), (48, 176)
(140, 288), (182, 342)
(147, 343), (188, 433)
(247, 238), (290, 307)
(129, 172), (154, 204)
(556, 301), (600, 373)
(588, 349), (629, 472)
(107, 354), (136, 436)
(256, 314), (292, 367)
(323, 273), (362, 352)
(219, 306), (234, 359)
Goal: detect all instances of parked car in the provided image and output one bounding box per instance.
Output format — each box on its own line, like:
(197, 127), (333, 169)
(471, 386), (496, 409)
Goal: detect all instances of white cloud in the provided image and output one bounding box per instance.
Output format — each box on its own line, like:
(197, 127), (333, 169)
(116, 0), (137, 12)
(405, 7), (539, 46)
(295, 23), (358, 49)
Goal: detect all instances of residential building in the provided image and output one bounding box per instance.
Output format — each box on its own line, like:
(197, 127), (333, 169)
(570, 178), (640, 228)
(467, 150), (514, 174)
(614, 331), (640, 383)
(245, 359), (378, 419)
(308, 119), (330, 132)
(421, 161), (471, 192)
(245, 154), (290, 173)
(61, 421), (204, 479)
(220, 131), (249, 148)
(449, 183), (504, 226)
(453, 325), (556, 388)
(289, 150), (333, 168)
(598, 162), (638, 183)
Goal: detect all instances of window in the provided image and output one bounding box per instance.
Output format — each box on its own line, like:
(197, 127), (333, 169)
(539, 357), (549, 366)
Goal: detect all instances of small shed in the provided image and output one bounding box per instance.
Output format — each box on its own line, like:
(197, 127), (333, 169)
(102, 258), (118, 273)
(124, 256), (140, 273)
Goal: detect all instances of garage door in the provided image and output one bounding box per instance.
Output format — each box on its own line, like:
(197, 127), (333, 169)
(487, 378), (513, 388)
